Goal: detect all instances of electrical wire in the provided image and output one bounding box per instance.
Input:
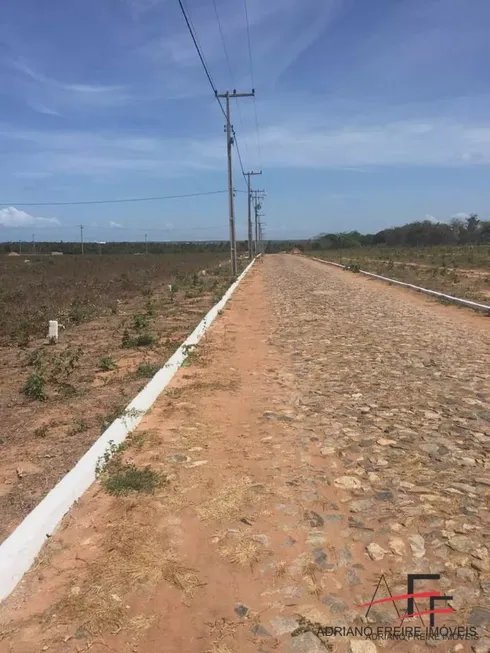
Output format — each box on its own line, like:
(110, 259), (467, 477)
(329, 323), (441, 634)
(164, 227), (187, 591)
(2, 1), (256, 215)
(212, 0), (250, 165)
(177, 0), (218, 97)
(2, 224), (249, 233)
(212, 0), (234, 88)
(176, 0), (249, 185)
(0, 190), (229, 207)
(242, 0), (262, 170)
(232, 127), (247, 179)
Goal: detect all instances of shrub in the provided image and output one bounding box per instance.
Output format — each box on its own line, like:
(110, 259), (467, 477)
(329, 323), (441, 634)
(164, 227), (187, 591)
(135, 362), (160, 378)
(101, 463), (162, 495)
(99, 356), (117, 371)
(21, 374), (47, 401)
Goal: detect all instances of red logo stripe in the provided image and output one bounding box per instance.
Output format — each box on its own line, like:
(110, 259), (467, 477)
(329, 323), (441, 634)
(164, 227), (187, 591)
(356, 591), (440, 608)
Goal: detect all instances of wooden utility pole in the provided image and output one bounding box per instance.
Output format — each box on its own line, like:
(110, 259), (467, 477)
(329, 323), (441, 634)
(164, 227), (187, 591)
(216, 90), (254, 275)
(246, 171), (262, 259)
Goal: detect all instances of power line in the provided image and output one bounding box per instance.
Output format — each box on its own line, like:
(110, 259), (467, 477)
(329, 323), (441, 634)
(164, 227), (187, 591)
(177, 0), (218, 97)
(212, 0), (234, 87)
(176, 0), (249, 185)
(0, 189), (229, 207)
(1, 224), (247, 232)
(242, 0), (262, 169)
(212, 0), (250, 165)
(232, 127), (247, 179)
(88, 224), (232, 232)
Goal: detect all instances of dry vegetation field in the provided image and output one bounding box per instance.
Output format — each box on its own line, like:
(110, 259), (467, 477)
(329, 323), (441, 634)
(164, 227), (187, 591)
(0, 252), (238, 542)
(311, 245), (490, 303)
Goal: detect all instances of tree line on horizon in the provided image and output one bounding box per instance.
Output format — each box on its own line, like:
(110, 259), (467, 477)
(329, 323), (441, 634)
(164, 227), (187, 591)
(1, 240), (242, 256)
(261, 214), (490, 252)
(305, 214), (490, 250)
(3, 215), (489, 255)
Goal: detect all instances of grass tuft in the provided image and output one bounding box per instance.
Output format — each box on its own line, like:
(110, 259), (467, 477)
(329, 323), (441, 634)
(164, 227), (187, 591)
(21, 373), (47, 401)
(99, 356), (117, 371)
(101, 462), (163, 496)
(134, 362), (161, 378)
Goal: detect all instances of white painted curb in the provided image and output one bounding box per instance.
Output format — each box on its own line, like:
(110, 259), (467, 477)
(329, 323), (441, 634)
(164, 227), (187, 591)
(0, 256), (259, 602)
(311, 256), (490, 314)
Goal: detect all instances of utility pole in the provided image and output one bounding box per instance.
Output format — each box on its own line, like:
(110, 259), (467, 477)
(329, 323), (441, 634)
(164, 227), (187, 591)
(79, 224), (84, 255)
(252, 190), (265, 255)
(253, 191), (258, 254)
(246, 170), (262, 259)
(216, 90), (255, 275)
(258, 213), (264, 253)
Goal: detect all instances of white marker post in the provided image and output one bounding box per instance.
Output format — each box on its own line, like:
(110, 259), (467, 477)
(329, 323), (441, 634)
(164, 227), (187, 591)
(48, 320), (59, 343)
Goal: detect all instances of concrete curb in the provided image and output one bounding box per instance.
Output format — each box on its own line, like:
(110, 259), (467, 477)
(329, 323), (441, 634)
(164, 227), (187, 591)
(0, 256), (259, 602)
(311, 256), (490, 314)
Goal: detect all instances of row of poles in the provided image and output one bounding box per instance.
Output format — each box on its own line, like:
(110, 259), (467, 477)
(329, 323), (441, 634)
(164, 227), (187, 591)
(22, 90), (265, 267)
(217, 90), (265, 275)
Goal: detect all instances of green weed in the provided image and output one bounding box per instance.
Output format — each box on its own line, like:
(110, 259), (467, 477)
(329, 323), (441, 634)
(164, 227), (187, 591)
(135, 362), (160, 378)
(27, 348), (43, 368)
(99, 356), (117, 371)
(121, 329), (132, 348)
(70, 418), (89, 435)
(101, 463), (163, 496)
(100, 403), (126, 431)
(21, 374), (47, 401)
(132, 313), (150, 332)
(145, 298), (156, 316)
(133, 333), (155, 347)
(95, 438), (164, 496)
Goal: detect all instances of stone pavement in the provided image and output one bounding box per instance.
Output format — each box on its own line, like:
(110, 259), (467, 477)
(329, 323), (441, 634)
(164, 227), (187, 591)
(0, 254), (489, 653)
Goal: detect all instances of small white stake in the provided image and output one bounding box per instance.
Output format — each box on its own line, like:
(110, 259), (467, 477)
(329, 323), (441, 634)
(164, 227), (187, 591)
(48, 320), (58, 343)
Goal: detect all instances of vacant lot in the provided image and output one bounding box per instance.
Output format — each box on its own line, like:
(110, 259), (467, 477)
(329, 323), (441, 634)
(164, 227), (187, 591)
(1, 255), (489, 653)
(311, 245), (490, 303)
(0, 252), (240, 542)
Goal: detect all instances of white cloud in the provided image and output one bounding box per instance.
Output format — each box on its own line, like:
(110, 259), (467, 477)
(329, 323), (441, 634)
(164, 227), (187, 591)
(11, 61), (126, 97)
(425, 214), (437, 222)
(3, 115), (490, 181)
(452, 212), (470, 219)
(28, 103), (62, 117)
(0, 207), (59, 227)
(109, 221), (123, 228)
(10, 60), (131, 113)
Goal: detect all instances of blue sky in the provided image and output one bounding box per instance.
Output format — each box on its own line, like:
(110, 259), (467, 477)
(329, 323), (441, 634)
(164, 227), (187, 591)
(1, 0), (490, 242)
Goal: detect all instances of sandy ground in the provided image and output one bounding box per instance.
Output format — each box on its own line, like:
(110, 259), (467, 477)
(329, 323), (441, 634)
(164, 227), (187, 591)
(1, 254), (490, 653)
(0, 263), (231, 543)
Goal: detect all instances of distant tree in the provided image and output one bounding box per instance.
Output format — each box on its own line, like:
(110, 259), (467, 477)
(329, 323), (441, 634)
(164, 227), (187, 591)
(466, 214), (480, 243)
(479, 221), (490, 244)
